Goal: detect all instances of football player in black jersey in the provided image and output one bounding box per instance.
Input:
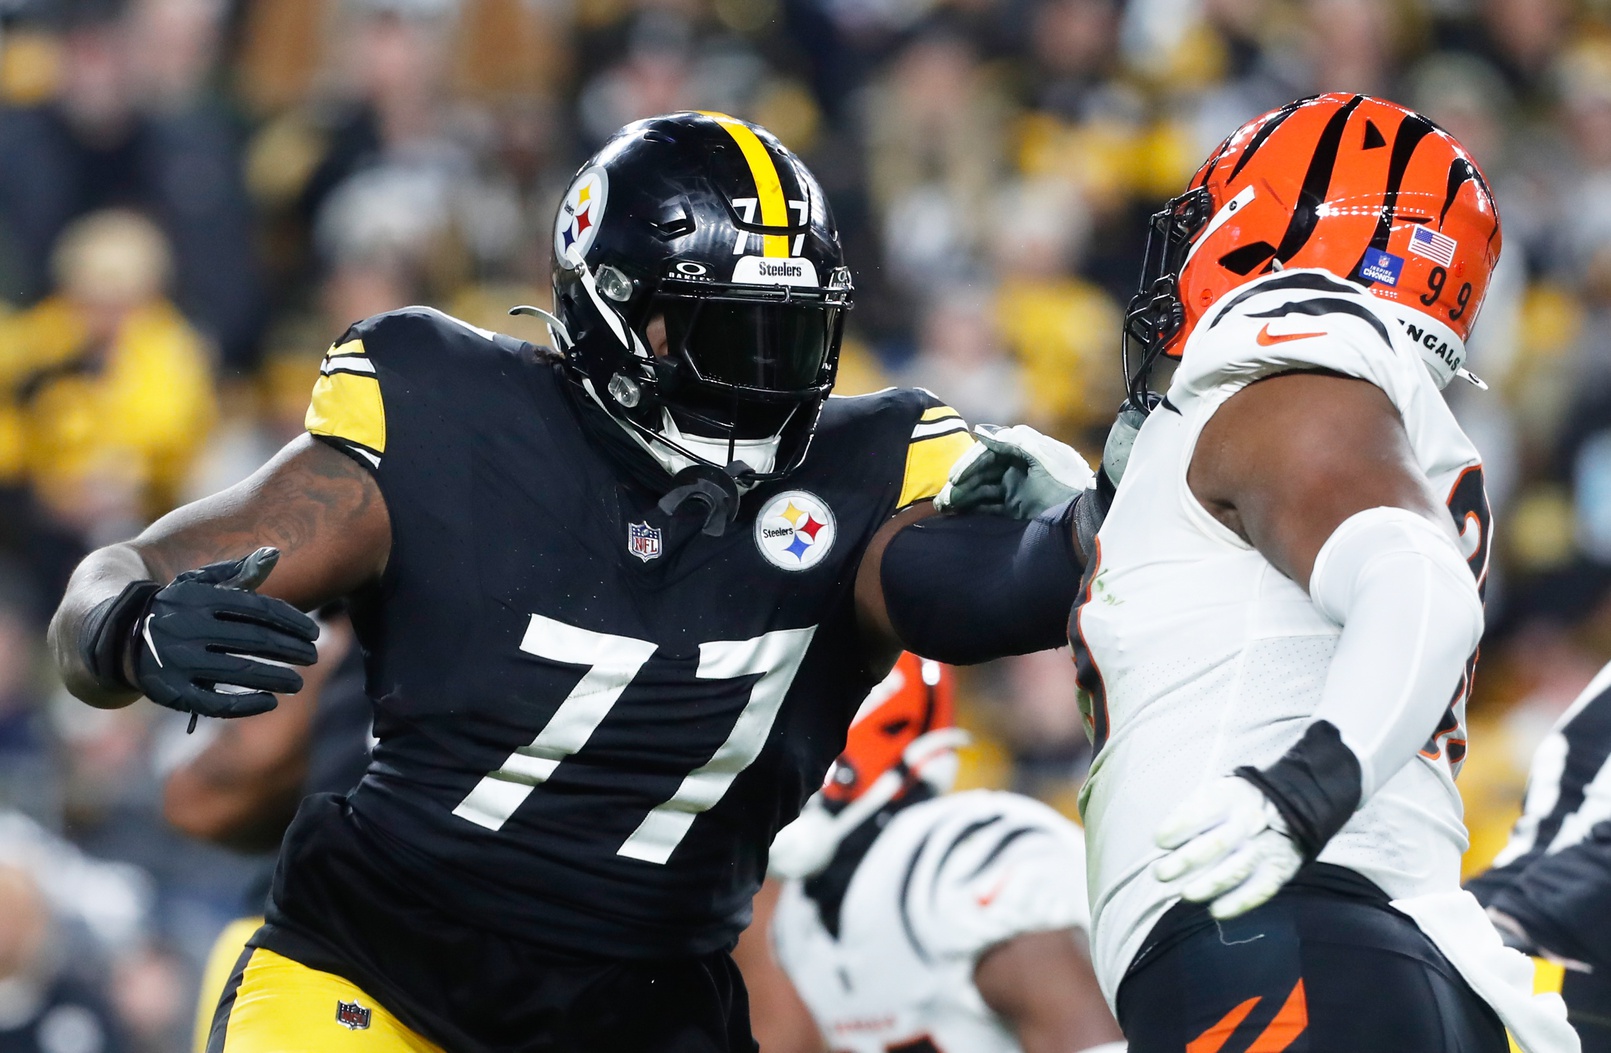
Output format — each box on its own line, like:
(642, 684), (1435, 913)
(48, 112), (1096, 1053)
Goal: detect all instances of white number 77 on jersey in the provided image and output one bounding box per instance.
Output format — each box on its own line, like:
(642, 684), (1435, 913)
(452, 614), (817, 864)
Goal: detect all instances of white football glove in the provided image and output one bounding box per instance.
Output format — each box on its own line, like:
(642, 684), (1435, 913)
(1153, 777), (1304, 920)
(934, 424), (1095, 520)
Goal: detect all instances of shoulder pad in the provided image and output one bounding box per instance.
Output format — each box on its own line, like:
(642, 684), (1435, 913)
(896, 791), (1089, 960)
(820, 387), (976, 509)
(824, 385), (936, 424)
(1171, 268), (1426, 410)
(306, 307), (513, 470)
(339, 306), (506, 362)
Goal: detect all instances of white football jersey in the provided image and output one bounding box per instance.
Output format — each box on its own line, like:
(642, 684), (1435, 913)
(1074, 268), (1490, 1005)
(771, 790), (1090, 1053)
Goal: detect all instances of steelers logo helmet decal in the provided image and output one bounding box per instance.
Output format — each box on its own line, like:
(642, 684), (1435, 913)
(555, 166), (609, 268)
(755, 490), (836, 571)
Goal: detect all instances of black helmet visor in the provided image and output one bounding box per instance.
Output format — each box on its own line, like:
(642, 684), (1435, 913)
(657, 299), (839, 394)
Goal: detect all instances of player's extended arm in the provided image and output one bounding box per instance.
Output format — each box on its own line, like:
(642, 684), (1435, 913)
(49, 435), (389, 713)
(162, 619), (353, 852)
(1154, 371), (1484, 918)
(854, 417), (1099, 670)
(854, 498), (1086, 668)
(1484, 820), (1611, 972)
(974, 929), (1125, 1053)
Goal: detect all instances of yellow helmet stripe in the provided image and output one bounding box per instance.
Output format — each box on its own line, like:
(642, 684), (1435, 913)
(702, 112), (790, 258)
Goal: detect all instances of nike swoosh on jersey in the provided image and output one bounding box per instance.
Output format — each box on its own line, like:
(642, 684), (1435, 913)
(975, 866), (1016, 908)
(1255, 323), (1327, 346)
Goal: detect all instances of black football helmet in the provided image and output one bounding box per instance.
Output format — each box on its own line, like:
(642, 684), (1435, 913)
(532, 112), (853, 482)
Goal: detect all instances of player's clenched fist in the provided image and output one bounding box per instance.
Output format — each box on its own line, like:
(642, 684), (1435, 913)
(81, 547), (319, 721)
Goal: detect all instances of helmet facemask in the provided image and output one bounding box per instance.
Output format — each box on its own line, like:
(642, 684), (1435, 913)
(557, 260), (852, 484)
(1121, 187), (1212, 412)
(648, 275), (849, 471)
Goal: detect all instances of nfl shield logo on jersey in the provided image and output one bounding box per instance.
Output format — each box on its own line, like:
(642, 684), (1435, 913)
(335, 1000), (371, 1031)
(628, 521), (662, 562)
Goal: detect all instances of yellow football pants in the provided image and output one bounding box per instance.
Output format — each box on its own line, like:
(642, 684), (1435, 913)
(195, 918), (264, 1053)
(203, 936), (444, 1053)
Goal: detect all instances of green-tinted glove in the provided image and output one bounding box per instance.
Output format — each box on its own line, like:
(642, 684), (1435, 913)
(1101, 398), (1151, 489)
(934, 424), (1095, 520)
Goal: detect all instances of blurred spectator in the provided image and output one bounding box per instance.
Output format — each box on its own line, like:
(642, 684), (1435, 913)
(107, 945), (187, 1053)
(989, 177), (1121, 439)
(1299, 0), (1401, 98)
(577, 10), (765, 144)
(0, 864), (126, 1053)
(998, 648), (1089, 804)
(0, 811), (153, 959)
(0, 209), (216, 548)
(901, 286), (1024, 425)
(865, 26), (1009, 295)
(0, 563), (56, 826)
(1017, 0), (1121, 119)
(1471, 0), (1572, 108)
(0, 0), (262, 368)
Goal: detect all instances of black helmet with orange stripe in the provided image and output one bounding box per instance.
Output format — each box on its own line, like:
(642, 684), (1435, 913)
(1123, 93), (1502, 408)
(529, 112), (853, 487)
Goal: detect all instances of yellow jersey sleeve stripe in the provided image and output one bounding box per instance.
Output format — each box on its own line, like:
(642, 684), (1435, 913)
(306, 370), (385, 457)
(1531, 956), (1565, 995)
(899, 429), (977, 508)
(912, 418), (968, 440)
(920, 404), (963, 422)
(702, 112), (790, 258)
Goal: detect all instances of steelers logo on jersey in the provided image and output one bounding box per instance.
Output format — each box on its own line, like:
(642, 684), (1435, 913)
(555, 166), (608, 268)
(755, 490), (836, 572)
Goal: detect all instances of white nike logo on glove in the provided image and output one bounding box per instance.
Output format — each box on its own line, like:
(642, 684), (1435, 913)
(141, 614), (164, 668)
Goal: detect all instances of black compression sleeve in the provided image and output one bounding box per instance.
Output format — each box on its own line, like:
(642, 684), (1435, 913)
(880, 498), (1083, 665)
(1485, 819), (1611, 970)
(1235, 720), (1363, 861)
(79, 579), (160, 693)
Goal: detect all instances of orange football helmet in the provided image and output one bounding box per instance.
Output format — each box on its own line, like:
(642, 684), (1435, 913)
(1123, 92), (1502, 406)
(822, 652), (955, 808)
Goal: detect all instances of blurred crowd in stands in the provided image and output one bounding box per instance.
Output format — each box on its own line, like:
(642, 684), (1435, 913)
(2, 0), (1611, 1047)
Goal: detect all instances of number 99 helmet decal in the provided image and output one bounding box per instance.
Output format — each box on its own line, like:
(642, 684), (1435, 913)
(1123, 93), (1502, 406)
(539, 112), (853, 482)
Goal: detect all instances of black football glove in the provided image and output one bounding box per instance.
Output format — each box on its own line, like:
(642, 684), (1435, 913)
(87, 548), (319, 724)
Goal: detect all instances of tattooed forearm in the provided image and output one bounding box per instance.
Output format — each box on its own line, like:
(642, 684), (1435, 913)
(134, 435), (387, 600)
(49, 435), (389, 706)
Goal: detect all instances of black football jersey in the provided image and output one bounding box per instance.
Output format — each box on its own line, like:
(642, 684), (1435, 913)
(254, 307), (974, 1042)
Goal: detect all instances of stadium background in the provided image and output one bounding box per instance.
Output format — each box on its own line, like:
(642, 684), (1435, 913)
(0, 0), (1607, 1047)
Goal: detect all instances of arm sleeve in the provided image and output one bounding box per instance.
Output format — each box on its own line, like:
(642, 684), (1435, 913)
(880, 498), (1084, 665)
(1485, 819), (1611, 970)
(1239, 507), (1483, 859)
(1306, 506), (1484, 800)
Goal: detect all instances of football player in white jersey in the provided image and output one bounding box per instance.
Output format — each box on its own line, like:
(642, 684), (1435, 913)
(741, 652), (1123, 1053)
(1059, 93), (1576, 1052)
